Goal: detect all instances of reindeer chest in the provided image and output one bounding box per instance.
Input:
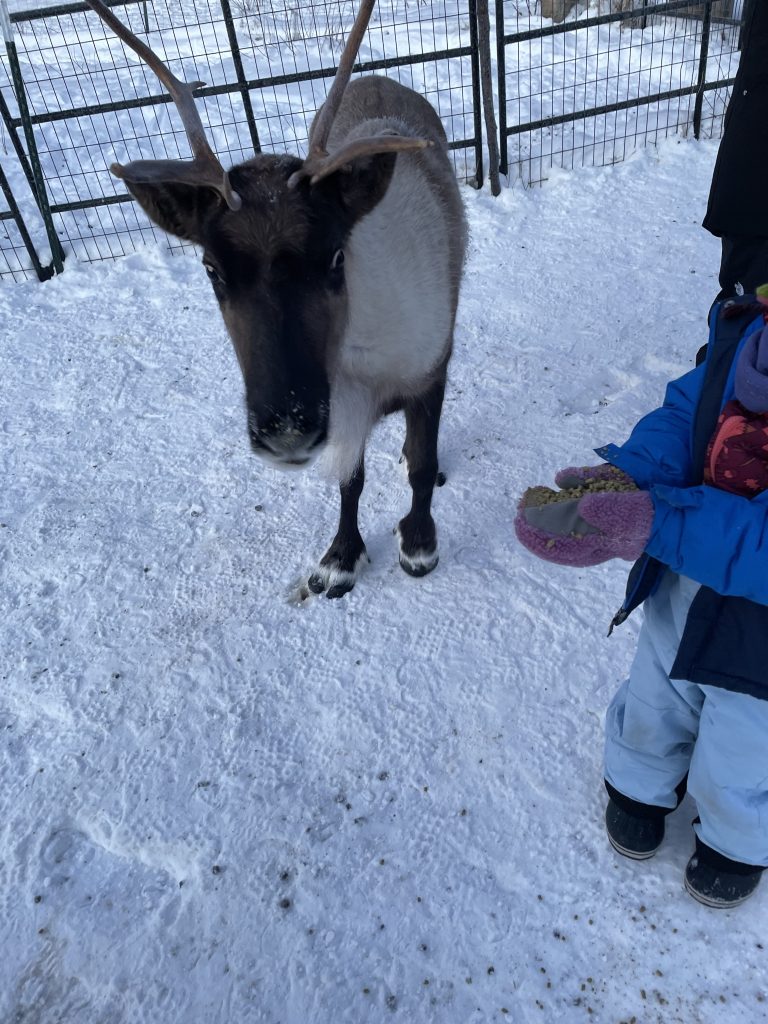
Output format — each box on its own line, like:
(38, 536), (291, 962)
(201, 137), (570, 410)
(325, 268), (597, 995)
(338, 172), (454, 392)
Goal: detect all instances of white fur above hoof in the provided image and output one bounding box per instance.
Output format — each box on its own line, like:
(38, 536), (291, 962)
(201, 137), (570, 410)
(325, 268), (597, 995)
(300, 550), (369, 600)
(396, 528), (439, 577)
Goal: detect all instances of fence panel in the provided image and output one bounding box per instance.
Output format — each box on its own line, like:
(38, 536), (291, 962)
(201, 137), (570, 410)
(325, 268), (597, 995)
(0, 0), (482, 274)
(496, 0), (744, 186)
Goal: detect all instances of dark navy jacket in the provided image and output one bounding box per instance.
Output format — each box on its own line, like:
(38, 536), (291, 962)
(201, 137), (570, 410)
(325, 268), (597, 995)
(596, 298), (768, 701)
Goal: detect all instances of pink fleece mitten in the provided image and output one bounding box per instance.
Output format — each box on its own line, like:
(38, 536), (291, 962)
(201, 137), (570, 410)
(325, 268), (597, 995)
(514, 479), (653, 568)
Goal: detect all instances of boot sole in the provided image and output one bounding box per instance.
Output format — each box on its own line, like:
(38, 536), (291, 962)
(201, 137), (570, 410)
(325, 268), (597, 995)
(608, 832), (660, 861)
(684, 875), (754, 909)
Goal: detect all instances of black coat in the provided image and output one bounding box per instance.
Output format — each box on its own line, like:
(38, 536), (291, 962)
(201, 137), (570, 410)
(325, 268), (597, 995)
(703, 0), (768, 239)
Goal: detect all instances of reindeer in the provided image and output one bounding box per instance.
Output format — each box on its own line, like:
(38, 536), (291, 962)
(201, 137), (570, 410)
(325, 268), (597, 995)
(84, 0), (466, 598)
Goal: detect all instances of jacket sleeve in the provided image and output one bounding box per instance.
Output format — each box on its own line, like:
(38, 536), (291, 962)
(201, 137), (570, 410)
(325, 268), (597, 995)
(595, 363), (705, 489)
(646, 484), (768, 606)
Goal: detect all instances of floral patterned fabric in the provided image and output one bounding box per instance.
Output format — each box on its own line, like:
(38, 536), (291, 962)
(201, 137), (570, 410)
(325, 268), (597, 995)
(703, 399), (768, 497)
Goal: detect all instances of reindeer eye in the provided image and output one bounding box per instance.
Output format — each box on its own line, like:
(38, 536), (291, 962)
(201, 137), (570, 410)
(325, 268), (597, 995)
(330, 250), (344, 272)
(203, 261), (223, 286)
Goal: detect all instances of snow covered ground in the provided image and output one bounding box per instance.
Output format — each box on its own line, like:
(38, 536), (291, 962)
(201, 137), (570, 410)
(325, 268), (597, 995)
(3, 133), (767, 1024)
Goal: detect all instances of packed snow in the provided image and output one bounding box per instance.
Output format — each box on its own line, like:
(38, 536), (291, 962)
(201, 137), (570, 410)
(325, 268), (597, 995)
(3, 131), (767, 1023)
(0, 0), (761, 1018)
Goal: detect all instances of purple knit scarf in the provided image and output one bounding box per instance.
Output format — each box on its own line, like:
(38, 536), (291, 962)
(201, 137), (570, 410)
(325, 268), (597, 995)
(735, 322), (768, 414)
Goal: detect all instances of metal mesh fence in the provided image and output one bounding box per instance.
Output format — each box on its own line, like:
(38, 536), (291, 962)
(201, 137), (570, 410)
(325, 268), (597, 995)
(497, 0), (744, 186)
(0, 0), (746, 280)
(0, 0), (482, 276)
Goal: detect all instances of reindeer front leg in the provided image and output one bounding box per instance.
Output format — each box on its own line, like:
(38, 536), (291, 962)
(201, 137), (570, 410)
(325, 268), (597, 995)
(397, 376), (446, 576)
(307, 457), (368, 599)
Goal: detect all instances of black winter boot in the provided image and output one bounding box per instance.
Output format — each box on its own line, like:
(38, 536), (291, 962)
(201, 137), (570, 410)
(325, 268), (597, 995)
(684, 836), (764, 909)
(603, 779), (687, 861)
(605, 799), (665, 860)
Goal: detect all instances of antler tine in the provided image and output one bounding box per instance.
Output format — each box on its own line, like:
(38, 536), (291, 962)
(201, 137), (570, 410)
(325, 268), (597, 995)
(298, 135), (432, 187)
(308, 0), (376, 156)
(288, 0), (433, 190)
(84, 0), (241, 210)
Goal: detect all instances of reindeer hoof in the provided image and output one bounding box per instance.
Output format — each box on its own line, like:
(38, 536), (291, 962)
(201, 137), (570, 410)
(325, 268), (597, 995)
(396, 523), (439, 577)
(399, 550), (439, 577)
(305, 549), (368, 599)
(307, 573), (326, 594)
(326, 581), (355, 599)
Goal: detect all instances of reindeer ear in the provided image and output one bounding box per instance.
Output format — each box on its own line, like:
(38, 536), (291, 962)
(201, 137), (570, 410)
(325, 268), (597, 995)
(123, 179), (223, 245)
(332, 150), (397, 222)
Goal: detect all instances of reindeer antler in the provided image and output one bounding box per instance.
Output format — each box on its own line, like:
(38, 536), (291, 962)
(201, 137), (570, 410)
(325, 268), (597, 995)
(287, 0), (431, 189)
(84, 0), (241, 210)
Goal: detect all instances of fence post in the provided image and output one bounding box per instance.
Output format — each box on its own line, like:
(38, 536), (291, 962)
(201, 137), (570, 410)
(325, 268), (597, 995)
(219, 0), (262, 155)
(476, 0), (500, 194)
(1, 1), (64, 273)
(693, 0), (714, 140)
(495, 0), (508, 177)
(467, 0), (484, 188)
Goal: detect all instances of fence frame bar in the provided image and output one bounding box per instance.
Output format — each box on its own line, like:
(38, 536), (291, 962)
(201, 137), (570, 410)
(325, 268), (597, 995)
(218, 0), (262, 154)
(8, 0), (146, 22)
(0, 160), (52, 279)
(692, 0), (714, 139)
(504, 77), (734, 138)
(0, 87), (44, 206)
(499, 0), (740, 47)
(496, 0), (508, 174)
(466, 0), (484, 188)
(7, 44), (479, 129)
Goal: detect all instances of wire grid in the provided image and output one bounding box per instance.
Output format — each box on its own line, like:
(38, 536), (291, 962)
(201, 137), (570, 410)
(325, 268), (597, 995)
(0, 205), (34, 280)
(499, 1), (742, 186)
(0, 112), (31, 279)
(0, 0), (479, 273)
(230, 0), (478, 170)
(695, 9), (742, 138)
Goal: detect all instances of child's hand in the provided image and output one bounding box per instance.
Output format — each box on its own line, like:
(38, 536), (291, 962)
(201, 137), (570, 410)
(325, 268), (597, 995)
(514, 476), (652, 567)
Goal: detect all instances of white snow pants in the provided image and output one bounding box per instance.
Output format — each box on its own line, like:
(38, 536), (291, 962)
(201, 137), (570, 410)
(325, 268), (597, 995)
(604, 571), (768, 867)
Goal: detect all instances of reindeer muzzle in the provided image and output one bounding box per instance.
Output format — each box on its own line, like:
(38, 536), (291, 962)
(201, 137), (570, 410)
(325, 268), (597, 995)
(248, 409), (328, 468)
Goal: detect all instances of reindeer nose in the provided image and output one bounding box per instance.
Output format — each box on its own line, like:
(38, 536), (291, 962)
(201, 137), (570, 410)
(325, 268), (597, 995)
(248, 408), (327, 465)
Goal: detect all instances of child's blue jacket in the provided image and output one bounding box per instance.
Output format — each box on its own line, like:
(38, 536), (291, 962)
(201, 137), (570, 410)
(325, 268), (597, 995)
(595, 299), (768, 700)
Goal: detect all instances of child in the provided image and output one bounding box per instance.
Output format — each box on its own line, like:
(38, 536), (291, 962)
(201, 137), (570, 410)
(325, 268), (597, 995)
(515, 292), (768, 908)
